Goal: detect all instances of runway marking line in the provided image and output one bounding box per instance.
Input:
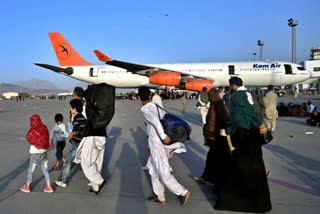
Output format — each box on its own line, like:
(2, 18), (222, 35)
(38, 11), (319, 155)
(269, 178), (320, 197)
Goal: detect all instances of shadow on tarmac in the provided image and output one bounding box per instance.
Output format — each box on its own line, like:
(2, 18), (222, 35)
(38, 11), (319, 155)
(115, 142), (147, 214)
(177, 140), (217, 208)
(102, 127), (123, 181)
(130, 127), (153, 190)
(0, 159), (29, 192)
(265, 144), (320, 190)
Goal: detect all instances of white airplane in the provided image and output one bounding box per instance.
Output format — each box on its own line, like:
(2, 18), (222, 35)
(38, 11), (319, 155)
(35, 32), (317, 91)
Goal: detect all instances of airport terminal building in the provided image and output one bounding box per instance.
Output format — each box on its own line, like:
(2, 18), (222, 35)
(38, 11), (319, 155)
(302, 48), (320, 90)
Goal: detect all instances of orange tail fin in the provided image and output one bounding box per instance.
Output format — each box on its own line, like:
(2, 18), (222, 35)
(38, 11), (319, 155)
(48, 32), (92, 66)
(94, 50), (112, 62)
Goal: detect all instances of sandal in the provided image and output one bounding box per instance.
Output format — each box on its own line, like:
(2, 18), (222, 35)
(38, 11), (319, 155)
(53, 166), (61, 170)
(89, 180), (106, 195)
(147, 196), (166, 204)
(193, 176), (206, 184)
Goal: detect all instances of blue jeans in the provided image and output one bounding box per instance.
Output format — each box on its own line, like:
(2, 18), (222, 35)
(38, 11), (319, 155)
(27, 153), (50, 183)
(61, 143), (79, 182)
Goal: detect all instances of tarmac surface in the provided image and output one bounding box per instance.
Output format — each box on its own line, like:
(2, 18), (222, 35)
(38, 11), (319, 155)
(0, 95), (320, 214)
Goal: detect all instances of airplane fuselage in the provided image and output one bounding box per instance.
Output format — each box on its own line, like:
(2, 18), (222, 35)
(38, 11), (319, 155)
(64, 61), (311, 88)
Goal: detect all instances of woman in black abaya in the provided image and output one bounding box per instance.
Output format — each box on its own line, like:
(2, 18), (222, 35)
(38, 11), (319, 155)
(214, 78), (272, 213)
(193, 88), (231, 188)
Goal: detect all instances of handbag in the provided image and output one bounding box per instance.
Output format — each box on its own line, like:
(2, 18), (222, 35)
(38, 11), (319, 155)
(261, 131), (273, 145)
(259, 124), (273, 145)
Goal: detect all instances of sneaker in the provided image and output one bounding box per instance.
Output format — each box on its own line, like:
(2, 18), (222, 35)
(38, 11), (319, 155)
(55, 180), (67, 188)
(20, 184), (31, 193)
(179, 191), (190, 206)
(43, 186), (54, 193)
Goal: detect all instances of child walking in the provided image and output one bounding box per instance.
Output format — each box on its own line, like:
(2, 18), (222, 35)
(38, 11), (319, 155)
(55, 99), (86, 188)
(50, 113), (68, 170)
(20, 114), (54, 193)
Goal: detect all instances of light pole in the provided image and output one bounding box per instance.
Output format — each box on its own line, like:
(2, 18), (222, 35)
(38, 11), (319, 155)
(257, 40), (264, 61)
(288, 18), (298, 63)
(288, 18), (299, 98)
(253, 52), (257, 61)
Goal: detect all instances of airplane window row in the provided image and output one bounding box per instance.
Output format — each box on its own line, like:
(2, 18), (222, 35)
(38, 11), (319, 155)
(181, 69), (222, 72)
(100, 71), (119, 73)
(208, 69), (223, 71)
(239, 68), (276, 71)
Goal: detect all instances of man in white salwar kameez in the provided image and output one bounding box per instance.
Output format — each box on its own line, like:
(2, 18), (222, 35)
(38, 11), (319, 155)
(198, 87), (210, 125)
(73, 83), (115, 195)
(138, 86), (190, 206)
(75, 136), (106, 193)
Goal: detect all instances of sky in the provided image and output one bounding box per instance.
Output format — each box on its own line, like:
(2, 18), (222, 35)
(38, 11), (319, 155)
(0, 0), (319, 89)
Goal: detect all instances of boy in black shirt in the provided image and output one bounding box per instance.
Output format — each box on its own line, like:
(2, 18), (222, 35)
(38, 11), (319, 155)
(56, 99), (86, 188)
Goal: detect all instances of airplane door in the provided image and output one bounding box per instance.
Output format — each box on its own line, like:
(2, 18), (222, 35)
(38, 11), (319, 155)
(284, 64), (293, 75)
(89, 67), (98, 77)
(228, 65), (236, 75)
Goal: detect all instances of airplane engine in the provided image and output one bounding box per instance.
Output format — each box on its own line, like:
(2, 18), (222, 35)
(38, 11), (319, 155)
(185, 80), (214, 92)
(149, 72), (181, 86)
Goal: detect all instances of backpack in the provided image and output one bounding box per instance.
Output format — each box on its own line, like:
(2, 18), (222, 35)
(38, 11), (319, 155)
(156, 104), (192, 144)
(83, 83), (115, 135)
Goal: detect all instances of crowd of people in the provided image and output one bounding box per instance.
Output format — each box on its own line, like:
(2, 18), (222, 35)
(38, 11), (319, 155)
(19, 77), (289, 212)
(194, 77), (272, 212)
(277, 101), (319, 127)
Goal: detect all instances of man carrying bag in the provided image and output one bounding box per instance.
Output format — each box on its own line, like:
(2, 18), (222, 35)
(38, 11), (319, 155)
(75, 83), (115, 194)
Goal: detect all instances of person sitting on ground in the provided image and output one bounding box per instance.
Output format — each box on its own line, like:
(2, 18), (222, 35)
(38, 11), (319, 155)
(20, 114), (53, 193)
(55, 99), (86, 188)
(292, 105), (307, 117)
(307, 101), (316, 116)
(287, 103), (296, 117)
(307, 108), (320, 127)
(277, 102), (288, 117)
(302, 103), (308, 112)
(50, 113), (68, 170)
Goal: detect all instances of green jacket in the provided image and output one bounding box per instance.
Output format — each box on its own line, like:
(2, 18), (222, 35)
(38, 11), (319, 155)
(226, 90), (262, 135)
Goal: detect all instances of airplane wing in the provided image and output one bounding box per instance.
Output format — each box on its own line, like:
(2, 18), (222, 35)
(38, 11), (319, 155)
(93, 50), (211, 83)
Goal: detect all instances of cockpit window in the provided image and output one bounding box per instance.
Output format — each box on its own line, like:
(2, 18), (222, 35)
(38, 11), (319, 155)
(297, 66), (306, 71)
